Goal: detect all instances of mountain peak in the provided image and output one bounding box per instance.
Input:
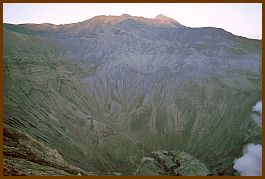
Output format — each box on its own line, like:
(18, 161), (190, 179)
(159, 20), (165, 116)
(121, 14), (131, 18)
(154, 14), (182, 27)
(155, 14), (171, 20)
(86, 14), (183, 28)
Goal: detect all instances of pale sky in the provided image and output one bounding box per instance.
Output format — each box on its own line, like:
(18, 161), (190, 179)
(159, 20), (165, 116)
(3, 3), (262, 39)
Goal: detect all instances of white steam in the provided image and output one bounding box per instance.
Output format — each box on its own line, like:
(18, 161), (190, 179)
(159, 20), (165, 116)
(252, 101), (262, 128)
(233, 101), (262, 176)
(253, 101), (262, 115)
(233, 144), (262, 176)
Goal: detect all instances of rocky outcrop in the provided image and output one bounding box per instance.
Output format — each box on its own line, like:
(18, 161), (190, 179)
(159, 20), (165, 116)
(3, 125), (95, 176)
(135, 150), (211, 176)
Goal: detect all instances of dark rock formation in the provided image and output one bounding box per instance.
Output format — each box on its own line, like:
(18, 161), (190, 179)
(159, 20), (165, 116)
(3, 125), (95, 176)
(135, 150), (211, 176)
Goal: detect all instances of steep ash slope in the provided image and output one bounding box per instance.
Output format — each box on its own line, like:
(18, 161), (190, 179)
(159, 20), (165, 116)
(4, 15), (262, 175)
(4, 29), (111, 173)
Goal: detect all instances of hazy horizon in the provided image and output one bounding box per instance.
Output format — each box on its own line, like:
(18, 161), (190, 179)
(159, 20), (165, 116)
(4, 3), (262, 40)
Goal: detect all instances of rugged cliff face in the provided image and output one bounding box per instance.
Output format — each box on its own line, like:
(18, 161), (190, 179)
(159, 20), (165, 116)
(3, 125), (95, 176)
(4, 14), (262, 175)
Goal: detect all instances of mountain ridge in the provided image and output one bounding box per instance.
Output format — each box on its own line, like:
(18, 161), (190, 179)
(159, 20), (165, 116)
(4, 14), (262, 41)
(15, 14), (183, 28)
